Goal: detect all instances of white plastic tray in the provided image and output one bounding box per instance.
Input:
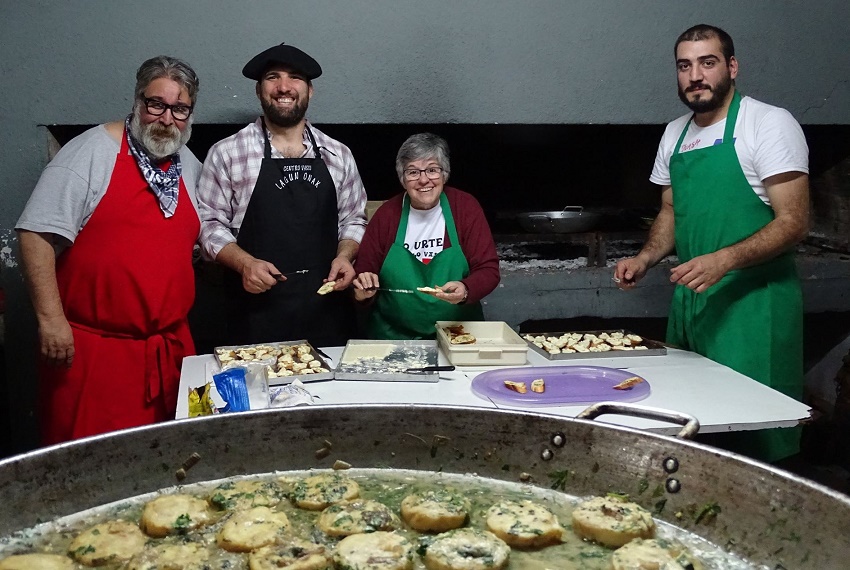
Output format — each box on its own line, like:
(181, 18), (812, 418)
(436, 321), (528, 366)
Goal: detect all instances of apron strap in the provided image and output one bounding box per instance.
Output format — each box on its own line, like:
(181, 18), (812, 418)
(395, 195), (412, 245)
(260, 117), (273, 159)
(119, 127), (131, 157)
(441, 192), (460, 247)
(722, 90), (742, 143)
(304, 124), (322, 156)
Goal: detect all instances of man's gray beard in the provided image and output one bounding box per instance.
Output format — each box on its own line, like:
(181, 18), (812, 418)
(261, 97), (308, 128)
(129, 107), (192, 160)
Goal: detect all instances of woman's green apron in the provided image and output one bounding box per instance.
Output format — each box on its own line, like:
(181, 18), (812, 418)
(668, 90), (802, 462)
(368, 193), (484, 339)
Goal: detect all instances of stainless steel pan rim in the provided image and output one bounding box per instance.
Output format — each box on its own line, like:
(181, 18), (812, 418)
(1, 404), (849, 568)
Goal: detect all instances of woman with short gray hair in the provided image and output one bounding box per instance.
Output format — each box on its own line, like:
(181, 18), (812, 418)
(353, 133), (500, 339)
(394, 133), (450, 182)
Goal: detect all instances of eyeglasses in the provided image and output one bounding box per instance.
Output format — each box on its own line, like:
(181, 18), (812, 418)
(142, 97), (193, 121)
(403, 166), (445, 181)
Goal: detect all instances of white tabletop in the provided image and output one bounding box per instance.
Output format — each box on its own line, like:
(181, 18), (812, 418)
(177, 346), (811, 436)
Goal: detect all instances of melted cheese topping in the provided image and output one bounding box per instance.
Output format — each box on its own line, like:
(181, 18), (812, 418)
(126, 542), (210, 570)
(401, 489), (470, 533)
(333, 531), (413, 570)
(140, 495), (213, 538)
(423, 528), (510, 570)
(217, 506), (290, 552)
(290, 473), (360, 510)
(485, 500), (564, 549)
(0, 553), (76, 570)
(571, 497), (656, 548)
(248, 538), (333, 570)
(208, 480), (284, 511)
(317, 500), (397, 536)
(69, 520), (147, 566)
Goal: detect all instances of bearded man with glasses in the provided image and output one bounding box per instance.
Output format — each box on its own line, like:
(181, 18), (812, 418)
(352, 133), (500, 339)
(16, 56), (202, 444)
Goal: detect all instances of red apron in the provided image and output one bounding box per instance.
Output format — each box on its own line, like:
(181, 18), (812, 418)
(39, 130), (200, 444)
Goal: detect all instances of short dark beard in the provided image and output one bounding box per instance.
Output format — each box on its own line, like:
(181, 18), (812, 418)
(678, 73), (733, 113)
(261, 96), (308, 128)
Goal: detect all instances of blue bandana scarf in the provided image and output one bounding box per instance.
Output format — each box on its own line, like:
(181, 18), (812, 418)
(124, 116), (182, 218)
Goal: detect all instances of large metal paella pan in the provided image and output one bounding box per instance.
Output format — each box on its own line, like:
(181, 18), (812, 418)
(0, 404), (848, 568)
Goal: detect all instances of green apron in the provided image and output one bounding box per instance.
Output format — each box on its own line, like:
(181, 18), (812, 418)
(667, 90), (803, 462)
(367, 193), (485, 339)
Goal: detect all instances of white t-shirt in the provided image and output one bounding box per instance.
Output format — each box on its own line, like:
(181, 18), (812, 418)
(403, 203), (446, 264)
(650, 96), (809, 205)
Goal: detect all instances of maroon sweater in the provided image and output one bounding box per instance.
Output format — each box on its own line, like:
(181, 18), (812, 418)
(354, 187), (500, 304)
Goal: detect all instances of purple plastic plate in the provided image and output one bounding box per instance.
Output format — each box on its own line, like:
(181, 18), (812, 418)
(471, 365), (650, 407)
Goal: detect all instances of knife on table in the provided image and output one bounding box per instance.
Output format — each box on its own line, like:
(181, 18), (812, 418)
(404, 365), (457, 374)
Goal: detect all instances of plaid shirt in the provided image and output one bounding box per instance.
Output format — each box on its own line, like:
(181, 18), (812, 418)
(197, 118), (367, 260)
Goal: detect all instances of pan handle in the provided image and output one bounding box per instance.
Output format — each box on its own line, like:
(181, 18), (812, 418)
(561, 206), (584, 213)
(576, 402), (700, 439)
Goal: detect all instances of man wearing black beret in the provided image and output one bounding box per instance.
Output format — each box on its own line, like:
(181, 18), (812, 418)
(197, 43), (367, 346)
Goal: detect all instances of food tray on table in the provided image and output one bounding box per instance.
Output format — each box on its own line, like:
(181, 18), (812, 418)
(214, 340), (334, 386)
(471, 365), (651, 407)
(334, 340), (441, 383)
(522, 330), (667, 360)
(436, 321), (528, 366)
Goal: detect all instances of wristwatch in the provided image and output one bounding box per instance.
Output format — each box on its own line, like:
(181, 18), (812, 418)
(458, 284), (469, 305)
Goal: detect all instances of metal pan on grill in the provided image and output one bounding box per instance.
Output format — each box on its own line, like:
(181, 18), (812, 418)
(516, 206), (603, 233)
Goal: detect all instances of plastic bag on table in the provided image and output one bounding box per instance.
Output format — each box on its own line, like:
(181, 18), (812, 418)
(213, 361), (269, 412)
(187, 382), (218, 417)
(269, 379), (315, 407)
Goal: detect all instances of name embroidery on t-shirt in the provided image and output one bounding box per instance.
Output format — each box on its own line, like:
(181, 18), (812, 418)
(681, 139), (702, 152)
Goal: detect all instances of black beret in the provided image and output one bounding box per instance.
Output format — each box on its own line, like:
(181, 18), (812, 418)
(242, 43), (322, 80)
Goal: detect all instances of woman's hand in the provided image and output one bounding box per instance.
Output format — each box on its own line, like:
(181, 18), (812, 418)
(352, 272), (380, 302)
(436, 281), (468, 305)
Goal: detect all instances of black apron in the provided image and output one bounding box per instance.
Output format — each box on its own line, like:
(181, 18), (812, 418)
(227, 121), (355, 346)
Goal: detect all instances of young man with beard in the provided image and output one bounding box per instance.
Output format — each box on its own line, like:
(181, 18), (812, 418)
(16, 56), (202, 444)
(197, 44), (367, 347)
(614, 24), (810, 462)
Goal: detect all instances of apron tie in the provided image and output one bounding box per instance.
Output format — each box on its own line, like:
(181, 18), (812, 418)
(69, 322), (186, 409)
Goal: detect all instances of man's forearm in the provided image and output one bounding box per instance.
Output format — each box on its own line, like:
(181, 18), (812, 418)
(337, 239), (359, 263)
(637, 202), (676, 268)
(720, 172), (809, 271)
(720, 215), (807, 271)
(18, 230), (66, 323)
(215, 242), (256, 275)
